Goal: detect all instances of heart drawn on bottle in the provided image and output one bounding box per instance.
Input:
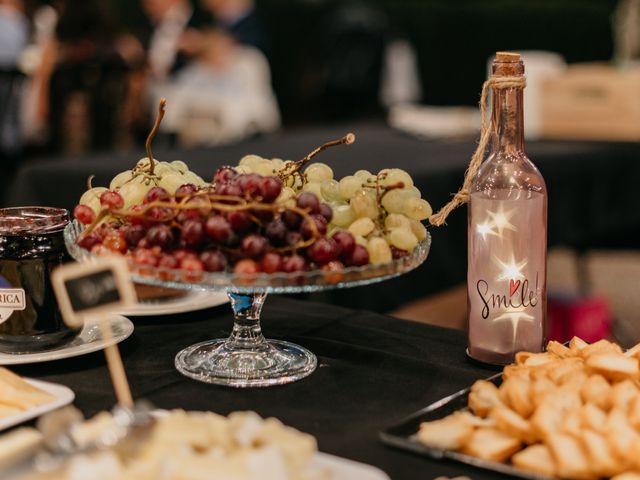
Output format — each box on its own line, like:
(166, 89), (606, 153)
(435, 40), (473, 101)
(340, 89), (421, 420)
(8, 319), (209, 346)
(509, 279), (521, 297)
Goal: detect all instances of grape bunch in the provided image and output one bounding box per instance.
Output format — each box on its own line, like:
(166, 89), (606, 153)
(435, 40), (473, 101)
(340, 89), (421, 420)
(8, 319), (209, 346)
(232, 145), (431, 264)
(74, 167), (370, 277)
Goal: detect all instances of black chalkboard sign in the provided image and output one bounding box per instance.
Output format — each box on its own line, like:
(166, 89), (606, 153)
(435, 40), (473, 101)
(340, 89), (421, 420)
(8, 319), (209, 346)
(52, 257), (136, 327)
(65, 269), (121, 313)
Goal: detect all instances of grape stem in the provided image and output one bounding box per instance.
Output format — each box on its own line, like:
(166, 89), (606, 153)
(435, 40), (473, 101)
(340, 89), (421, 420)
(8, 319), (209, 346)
(145, 98), (167, 176)
(107, 193), (321, 252)
(278, 132), (356, 184)
(86, 175), (95, 190)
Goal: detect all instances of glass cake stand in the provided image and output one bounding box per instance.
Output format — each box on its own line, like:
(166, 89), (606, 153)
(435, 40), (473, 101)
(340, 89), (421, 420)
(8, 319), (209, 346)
(65, 221), (431, 387)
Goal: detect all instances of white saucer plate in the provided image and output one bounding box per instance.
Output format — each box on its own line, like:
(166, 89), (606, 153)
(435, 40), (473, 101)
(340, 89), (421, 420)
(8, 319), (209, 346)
(117, 291), (228, 316)
(0, 379), (75, 431)
(0, 315), (134, 365)
(313, 453), (391, 480)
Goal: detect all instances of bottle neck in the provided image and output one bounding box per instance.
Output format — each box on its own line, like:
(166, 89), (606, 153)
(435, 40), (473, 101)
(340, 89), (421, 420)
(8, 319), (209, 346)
(490, 86), (524, 156)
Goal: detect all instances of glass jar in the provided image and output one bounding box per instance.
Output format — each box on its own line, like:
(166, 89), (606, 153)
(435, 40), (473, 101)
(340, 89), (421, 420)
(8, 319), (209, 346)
(0, 207), (80, 352)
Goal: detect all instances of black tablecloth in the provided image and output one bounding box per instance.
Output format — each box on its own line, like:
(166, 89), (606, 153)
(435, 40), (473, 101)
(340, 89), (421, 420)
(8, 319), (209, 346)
(11, 296), (504, 480)
(7, 124), (640, 312)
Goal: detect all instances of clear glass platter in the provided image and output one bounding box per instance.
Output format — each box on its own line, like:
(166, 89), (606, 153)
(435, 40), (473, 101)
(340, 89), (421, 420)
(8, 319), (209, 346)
(65, 221), (431, 387)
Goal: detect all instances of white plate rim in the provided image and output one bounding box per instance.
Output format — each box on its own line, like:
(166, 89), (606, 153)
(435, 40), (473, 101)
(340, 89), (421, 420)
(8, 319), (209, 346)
(0, 315), (134, 365)
(313, 452), (391, 480)
(117, 291), (228, 316)
(0, 378), (75, 431)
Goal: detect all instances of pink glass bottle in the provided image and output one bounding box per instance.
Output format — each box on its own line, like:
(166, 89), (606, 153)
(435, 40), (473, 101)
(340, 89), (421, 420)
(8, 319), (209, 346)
(467, 52), (547, 365)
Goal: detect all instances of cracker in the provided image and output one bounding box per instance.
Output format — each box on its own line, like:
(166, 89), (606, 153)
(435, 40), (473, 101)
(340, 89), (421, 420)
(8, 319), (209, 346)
(462, 428), (521, 463)
(511, 444), (556, 477)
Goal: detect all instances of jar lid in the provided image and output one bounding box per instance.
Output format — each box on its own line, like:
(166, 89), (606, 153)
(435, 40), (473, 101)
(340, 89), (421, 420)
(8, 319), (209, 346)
(0, 207), (69, 235)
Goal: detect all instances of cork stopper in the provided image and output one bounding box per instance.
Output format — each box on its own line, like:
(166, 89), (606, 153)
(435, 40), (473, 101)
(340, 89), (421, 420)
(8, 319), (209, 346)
(495, 51), (521, 62)
(492, 51), (524, 76)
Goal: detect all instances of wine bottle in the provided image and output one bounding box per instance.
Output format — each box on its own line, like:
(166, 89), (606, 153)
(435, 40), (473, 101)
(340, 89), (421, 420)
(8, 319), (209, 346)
(467, 52), (548, 365)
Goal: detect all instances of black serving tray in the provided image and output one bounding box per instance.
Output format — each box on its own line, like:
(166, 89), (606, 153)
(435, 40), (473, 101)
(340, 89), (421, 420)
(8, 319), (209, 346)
(379, 372), (555, 480)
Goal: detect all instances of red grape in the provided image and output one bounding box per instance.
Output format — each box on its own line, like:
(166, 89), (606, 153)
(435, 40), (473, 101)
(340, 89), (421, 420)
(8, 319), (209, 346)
(241, 234), (268, 258)
(146, 206), (174, 222)
(332, 230), (355, 258)
(296, 192), (320, 214)
(260, 252), (283, 273)
(181, 219), (204, 247)
(258, 176), (283, 202)
(73, 205), (95, 225)
(158, 254), (179, 269)
(146, 224), (174, 249)
(282, 254), (307, 272)
(205, 215), (232, 243)
(215, 183), (242, 197)
(322, 260), (346, 284)
(282, 210), (302, 229)
(214, 166), (237, 184)
(133, 247), (159, 266)
(234, 258), (260, 275)
(122, 224), (146, 247)
(286, 231), (303, 247)
(346, 244), (369, 267)
(307, 237), (338, 265)
(144, 186), (171, 204)
(128, 204), (146, 225)
(103, 234), (127, 254)
(265, 219), (287, 245)
(301, 214), (327, 239)
(319, 203), (333, 223)
(391, 246), (410, 259)
(180, 256), (205, 282)
(173, 248), (198, 261)
(201, 250), (227, 272)
(77, 232), (101, 250)
(100, 190), (124, 210)
(175, 183), (198, 199)
(227, 211), (253, 233)
(237, 173), (262, 197)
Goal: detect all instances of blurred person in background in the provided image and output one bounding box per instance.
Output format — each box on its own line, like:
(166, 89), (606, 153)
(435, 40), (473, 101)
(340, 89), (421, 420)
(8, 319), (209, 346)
(140, 0), (212, 81)
(156, 26), (280, 146)
(0, 0), (29, 167)
(30, 0), (130, 155)
(201, 0), (269, 58)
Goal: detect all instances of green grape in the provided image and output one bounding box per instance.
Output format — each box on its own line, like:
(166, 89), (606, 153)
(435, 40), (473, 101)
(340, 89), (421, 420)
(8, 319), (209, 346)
(388, 228), (418, 251)
(380, 168), (414, 188)
(170, 160), (189, 173)
(79, 187), (108, 207)
(239, 155), (264, 169)
(354, 169), (372, 181)
(384, 213), (412, 230)
(110, 171), (134, 190)
(367, 237), (392, 264)
(271, 158), (285, 171)
(155, 162), (175, 176)
(183, 171), (207, 187)
(338, 175), (362, 200)
(407, 186), (421, 198)
(235, 165), (252, 174)
(254, 159), (278, 176)
(331, 204), (356, 227)
(409, 218), (427, 241)
(354, 235), (368, 247)
(320, 179), (341, 202)
(277, 186), (296, 203)
(350, 190), (379, 219)
(302, 182), (323, 199)
(305, 163), (334, 183)
(158, 173), (187, 194)
(403, 198), (433, 221)
(348, 217), (375, 237)
(381, 188), (410, 214)
(119, 181), (148, 209)
(135, 157), (150, 169)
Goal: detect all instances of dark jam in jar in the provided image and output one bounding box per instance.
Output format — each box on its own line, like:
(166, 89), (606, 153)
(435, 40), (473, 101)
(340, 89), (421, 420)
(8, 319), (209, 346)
(0, 207), (80, 352)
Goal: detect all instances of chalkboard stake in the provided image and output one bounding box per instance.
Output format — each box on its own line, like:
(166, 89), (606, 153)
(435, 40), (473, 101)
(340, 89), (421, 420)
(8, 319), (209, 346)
(98, 318), (133, 408)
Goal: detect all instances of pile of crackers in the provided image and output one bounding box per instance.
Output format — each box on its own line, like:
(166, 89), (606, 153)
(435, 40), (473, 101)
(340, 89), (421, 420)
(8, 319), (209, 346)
(0, 368), (53, 419)
(418, 338), (640, 479)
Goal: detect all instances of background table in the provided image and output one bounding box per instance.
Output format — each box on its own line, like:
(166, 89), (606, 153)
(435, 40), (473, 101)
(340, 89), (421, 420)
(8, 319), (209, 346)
(6, 124), (640, 312)
(12, 296), (511, 480)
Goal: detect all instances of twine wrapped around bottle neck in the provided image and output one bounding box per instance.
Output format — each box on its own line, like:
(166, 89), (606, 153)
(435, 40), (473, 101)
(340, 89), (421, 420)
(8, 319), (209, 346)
(428, 75), (527, 227)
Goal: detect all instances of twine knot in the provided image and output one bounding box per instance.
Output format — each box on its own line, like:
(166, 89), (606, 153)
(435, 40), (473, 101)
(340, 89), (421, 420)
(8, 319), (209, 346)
(428, 75), (526, 227)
